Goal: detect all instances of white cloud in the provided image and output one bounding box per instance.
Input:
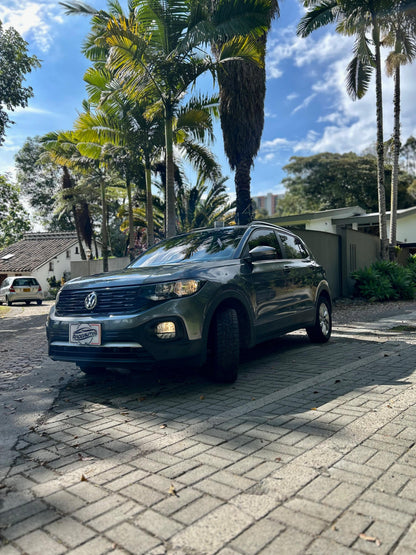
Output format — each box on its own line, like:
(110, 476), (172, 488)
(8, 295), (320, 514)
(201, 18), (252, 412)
(266, 24), (353, 81)
(261, 137), (293, 150)
(291, 93), (317, 115)
(0, 2), (64, 52)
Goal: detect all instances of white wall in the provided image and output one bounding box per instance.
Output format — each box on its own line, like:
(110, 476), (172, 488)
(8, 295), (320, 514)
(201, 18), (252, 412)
(397, 214), (416, 244)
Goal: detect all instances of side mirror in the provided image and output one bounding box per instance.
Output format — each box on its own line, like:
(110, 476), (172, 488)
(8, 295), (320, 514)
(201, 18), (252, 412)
(248, 245), (277, 261)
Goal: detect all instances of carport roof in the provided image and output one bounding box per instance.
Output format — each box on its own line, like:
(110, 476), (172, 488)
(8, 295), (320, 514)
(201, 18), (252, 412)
(0, 232), (78, 273)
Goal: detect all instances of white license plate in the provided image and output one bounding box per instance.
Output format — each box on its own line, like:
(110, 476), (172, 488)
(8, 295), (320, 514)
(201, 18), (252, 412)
(69, 323), (101, 345)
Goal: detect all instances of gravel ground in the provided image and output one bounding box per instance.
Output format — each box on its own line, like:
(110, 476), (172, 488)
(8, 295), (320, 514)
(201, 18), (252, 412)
(332, 297), (416, 325)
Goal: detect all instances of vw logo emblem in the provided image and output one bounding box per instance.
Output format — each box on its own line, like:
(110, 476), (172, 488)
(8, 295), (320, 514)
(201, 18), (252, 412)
(84, 291), (98, 310)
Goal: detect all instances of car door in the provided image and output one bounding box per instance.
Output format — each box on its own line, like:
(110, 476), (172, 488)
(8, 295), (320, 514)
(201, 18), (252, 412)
(278, 232), (316, 324)
(241, 228), (293, 340)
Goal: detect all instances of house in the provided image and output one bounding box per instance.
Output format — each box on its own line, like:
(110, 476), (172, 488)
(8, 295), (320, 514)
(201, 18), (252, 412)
(0, 232), (90, 296)
(267, 205), (416, 247)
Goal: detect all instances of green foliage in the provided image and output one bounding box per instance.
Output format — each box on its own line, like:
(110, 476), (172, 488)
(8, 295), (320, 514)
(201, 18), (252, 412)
(0, 21), (40, 144)
(352, 260), (415, 302)
(277, 151), (415, 216)
(0, 174), (31, 248)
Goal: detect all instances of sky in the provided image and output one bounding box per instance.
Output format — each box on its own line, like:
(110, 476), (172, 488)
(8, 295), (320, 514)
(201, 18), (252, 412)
(1, 0), (416, 201)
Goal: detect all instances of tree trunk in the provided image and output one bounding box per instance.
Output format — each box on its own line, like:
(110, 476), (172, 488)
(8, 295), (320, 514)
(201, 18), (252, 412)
(165, 105), (176, 238)
(72, 204), (86, 260)
(373, 22), (389, 260)
(145, 160), (155, 247)
(390, 63), (400, 253)
(126, 172), (135, 261)
(235, 158), (253, 225)
(100, 176), (109, 272)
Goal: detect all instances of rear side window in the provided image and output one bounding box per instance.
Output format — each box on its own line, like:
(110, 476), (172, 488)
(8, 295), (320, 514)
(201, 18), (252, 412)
(246, 229), (283, 259)
(13, 278), (39, 287)
(279, 233), (309, 259)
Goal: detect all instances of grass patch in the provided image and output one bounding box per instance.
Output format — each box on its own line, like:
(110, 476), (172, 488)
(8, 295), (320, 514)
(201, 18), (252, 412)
(0, 306), (10, 317)
(389, 324), (416, 333)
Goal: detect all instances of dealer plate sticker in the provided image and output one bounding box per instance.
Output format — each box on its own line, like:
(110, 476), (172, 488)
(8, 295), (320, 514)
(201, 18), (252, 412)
(69, 323), (101, 345)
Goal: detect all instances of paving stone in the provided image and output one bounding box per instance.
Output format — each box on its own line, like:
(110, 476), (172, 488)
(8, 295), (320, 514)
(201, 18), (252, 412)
(322, 510), (374, 546)
(88, 500), (144, 532)
(105, 522), (161, 554)
(268, 505), (328, 535)
(14, 530), (66, 555)
(72, 493), (126, 522)
(118, 482), (165, 506)
(170, 504), (253, 555)
(134, 509), (184, 540)
(2, 510), (59, 541)
(258, 528), (311, 554)
(45, 516), (96, 547)
(231, 518), (284, 554)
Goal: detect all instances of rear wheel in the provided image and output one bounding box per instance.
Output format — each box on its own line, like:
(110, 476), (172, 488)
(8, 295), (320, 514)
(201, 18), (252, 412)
(209, 307), (239, 383)
(25, 301), (30, 306)
(6, 297), (12, 306)
(78, 364), (106, 376)
(306, 296), (332, 343)
(37, 300), (42, 306)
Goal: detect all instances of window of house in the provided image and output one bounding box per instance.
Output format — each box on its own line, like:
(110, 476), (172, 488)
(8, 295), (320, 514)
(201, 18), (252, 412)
(66, 249), (71, 258)
(75, 246), (79, 254)
(49, 261), (54, 271)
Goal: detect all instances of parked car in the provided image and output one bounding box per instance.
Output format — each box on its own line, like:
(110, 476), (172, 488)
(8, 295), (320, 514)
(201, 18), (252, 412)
(0, 276), (44, 306)
(46, 222), (332, 382)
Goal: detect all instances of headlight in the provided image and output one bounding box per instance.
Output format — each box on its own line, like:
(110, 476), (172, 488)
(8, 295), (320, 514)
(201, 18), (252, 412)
(144, 279), (203, 301)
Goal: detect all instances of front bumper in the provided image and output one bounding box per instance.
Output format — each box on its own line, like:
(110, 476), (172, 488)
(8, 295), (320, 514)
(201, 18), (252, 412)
(46, 295), (207, 368)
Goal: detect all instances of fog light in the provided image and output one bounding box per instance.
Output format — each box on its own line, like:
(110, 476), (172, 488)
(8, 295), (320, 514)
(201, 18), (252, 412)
(155, 321), (176, 339)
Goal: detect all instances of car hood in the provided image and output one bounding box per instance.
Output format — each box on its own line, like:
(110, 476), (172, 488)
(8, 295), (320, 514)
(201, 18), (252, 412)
(63, 259), (239, 290)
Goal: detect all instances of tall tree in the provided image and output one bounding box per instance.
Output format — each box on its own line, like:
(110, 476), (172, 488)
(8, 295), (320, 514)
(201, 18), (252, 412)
(213, 0), (279, 225)
(15, 136), (74, 231)
(384, 6), (416, 249)
(0, 21), (40, 145)
(0, 174), (31, 248)
(278, 151), (415, 216)
(298, 0), (405, 260)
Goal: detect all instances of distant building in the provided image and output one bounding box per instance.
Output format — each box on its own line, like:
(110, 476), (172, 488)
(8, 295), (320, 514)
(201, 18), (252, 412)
(0, 232), (101, 294)
(252, 193), (282, 216)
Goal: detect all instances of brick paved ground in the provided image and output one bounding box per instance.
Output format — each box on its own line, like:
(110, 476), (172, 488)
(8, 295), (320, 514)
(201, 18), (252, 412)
(1, 303), (416, 554)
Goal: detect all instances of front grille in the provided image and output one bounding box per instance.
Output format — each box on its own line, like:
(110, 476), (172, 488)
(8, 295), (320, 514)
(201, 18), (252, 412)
(49, 344), (155, 365)
(56, 286), (152, 316)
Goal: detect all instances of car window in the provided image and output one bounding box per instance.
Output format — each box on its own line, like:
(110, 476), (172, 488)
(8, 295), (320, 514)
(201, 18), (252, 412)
(244, 229), (283, 259)
(129, 228), (246, 268)
(14, 278), (38, 287)
(279, 233), (309, 259)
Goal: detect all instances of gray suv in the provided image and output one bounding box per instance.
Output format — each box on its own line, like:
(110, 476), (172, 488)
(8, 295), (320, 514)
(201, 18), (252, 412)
(46, 222), (332, 382)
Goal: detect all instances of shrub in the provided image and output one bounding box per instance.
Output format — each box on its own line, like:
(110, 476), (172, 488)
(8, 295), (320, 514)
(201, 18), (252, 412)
(351, 260), (415, 301)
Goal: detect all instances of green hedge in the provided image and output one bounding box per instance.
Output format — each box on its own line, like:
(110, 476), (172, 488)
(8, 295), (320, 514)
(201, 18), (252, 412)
(351, 258), (416, 302)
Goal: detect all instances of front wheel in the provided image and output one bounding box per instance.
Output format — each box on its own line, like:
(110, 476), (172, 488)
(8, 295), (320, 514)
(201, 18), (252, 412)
(209, 307), (240, 383)
(37, 300), (42, 306)
(306, 297), (332, 343)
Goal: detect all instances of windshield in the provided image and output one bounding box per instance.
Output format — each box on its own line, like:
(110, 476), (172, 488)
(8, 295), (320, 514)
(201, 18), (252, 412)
(129, 228), (245, 268)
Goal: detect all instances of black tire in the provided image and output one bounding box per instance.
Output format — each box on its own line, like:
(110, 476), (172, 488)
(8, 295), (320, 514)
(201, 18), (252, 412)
(209, 307), (240, 383)
(78, 364), (106, 376)
(37, 300), (42, 306)
(25, 301), (30, 306)
(7, 297), (12, 306)
(306, 296), (332, 343)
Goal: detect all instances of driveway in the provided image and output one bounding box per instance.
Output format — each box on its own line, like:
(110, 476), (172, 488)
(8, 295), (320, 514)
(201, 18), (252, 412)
(1, 301), (416, 554)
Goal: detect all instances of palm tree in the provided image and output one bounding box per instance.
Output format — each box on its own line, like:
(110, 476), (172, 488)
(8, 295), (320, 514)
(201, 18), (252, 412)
(61, 0), (270, 238)
(212, 0), (279, 225)
(384, 6), (416, 250)
(176, 174), (235, 232)
(298, 0), (406, 260)
(42, 129), (112, 271)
